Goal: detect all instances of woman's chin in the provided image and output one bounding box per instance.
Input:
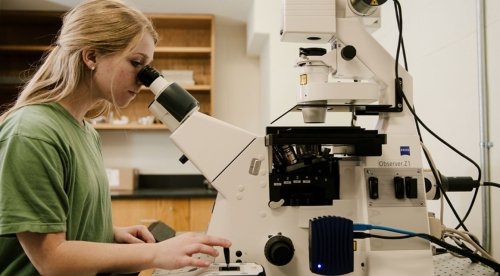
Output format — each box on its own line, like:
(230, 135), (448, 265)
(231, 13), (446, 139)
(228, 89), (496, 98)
(117, 97), (135, 108)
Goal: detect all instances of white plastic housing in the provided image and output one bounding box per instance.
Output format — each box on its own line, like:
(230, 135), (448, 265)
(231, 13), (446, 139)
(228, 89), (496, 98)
(169, 112), (257, 185)
(281, 0), (336, 43)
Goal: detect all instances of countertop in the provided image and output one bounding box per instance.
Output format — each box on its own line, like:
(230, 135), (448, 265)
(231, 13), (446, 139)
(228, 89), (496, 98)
(110, 174), (217, 199)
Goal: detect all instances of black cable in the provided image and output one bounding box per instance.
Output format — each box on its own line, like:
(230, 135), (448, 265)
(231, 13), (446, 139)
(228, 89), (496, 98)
(423, 233), (500, 272)
(354, 232), (417, 240)
(355, 231), (500, 272)
(483, 182), (500, 189)
(394, 0), (480, 230)
(444, 235), (476, 255)
(393, 1), (408, 71)
(391, 2), (469, 232)
(392, 0), (481, 231)
(392, 0), (421, 141)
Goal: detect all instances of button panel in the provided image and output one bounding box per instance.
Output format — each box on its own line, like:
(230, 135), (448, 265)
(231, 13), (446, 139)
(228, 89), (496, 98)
(364, 168), (425, 207)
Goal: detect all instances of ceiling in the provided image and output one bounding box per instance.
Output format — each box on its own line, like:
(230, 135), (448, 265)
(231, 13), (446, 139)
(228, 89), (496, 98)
(0, 0), (254, 24)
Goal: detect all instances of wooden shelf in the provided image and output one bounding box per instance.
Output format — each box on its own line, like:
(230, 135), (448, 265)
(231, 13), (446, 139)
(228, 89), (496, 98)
(139, 84), (210, 93)
(0, 12), (215, 131)
(0, 45), (53, 53)
(92, 123), (167, 130)
(154, 46), (211, 58)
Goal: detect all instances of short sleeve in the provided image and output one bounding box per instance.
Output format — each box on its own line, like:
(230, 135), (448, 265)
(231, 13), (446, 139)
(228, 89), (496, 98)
(0, 134), (68, 236)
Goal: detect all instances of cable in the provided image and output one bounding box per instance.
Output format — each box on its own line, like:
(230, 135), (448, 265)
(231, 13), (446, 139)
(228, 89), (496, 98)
(391, 1), (471, 231)
(392, 0), (481, 231)
(354, 232), (417, 240)
(354, 223), (416, 235)
(420, 142), (446, 222)
(442, 227), (495, 262)
(353, 222), (500, 272)
(483, 182), (500, 189)
(356, 231), (500, 272)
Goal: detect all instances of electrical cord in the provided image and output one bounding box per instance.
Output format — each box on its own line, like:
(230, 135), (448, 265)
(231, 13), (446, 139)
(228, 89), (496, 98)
(391, 0), (473, 232)
(442, 227), (496, 262)
(353, 223), (500, 272)
(355, 231), (500, 272)
(392, 0), (481, 231)
(420, 141), (446, 223)
(483, 182), (500, 189)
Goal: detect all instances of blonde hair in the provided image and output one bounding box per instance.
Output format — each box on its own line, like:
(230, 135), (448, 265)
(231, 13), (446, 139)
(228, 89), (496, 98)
(0, 0), (158, 121)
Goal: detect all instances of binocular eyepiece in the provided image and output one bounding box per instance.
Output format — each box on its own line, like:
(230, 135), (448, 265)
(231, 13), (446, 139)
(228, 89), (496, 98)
(137, 65), (199, 130)
(137, 65), (161, 87)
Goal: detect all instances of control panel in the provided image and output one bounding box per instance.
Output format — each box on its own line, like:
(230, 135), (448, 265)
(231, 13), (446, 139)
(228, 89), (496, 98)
(364, 168), (426, 208)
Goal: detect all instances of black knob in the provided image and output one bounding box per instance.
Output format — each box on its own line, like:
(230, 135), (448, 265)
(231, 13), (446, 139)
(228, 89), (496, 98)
(341, 45), (357, 61)
(179, 155), (189, 164)
(264, 234), (295, 266)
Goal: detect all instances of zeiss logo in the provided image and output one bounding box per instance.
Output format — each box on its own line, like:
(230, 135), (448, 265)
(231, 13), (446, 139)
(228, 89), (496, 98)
(400, 146), (410, 156)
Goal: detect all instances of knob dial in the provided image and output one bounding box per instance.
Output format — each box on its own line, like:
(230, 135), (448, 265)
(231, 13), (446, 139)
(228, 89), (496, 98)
(264, 234), (295, 266)
(341, 45), (357, 61)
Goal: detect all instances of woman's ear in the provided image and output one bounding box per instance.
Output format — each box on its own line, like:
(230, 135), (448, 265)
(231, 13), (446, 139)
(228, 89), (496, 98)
(82, 48), (97, 71)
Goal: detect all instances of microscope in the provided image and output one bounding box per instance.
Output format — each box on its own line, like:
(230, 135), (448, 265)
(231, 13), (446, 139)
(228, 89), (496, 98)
(139, 0), (434, 275)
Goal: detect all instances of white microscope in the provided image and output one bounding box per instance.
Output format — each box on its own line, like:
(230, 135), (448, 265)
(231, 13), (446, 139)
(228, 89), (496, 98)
(139, 0), (434, 275)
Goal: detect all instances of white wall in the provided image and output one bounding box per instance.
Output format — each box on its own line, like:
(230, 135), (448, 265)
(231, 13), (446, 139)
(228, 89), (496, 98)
(100, 18), (261, 174)
(376, 0), (500, 258)
(249, 0), (500, 258)
(213, 19), (261, 134)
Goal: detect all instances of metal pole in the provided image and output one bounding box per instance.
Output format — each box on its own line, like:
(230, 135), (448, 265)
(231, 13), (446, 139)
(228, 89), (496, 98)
(476, 0), (491, 252)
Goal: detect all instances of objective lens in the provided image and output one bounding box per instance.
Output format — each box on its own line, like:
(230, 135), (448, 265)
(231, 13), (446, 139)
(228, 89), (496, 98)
(281, 145), (298, 165)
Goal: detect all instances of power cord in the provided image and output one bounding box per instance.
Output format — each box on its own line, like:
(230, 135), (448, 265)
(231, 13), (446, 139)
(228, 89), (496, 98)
(353, 223), (500, 272)
(392, 0), (482, 231)
(483, 182), (500, 189)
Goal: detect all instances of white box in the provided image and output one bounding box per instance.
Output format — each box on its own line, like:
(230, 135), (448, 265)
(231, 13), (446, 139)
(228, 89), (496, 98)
(106, 168), (138, 191)
(161, 70), (195, 86)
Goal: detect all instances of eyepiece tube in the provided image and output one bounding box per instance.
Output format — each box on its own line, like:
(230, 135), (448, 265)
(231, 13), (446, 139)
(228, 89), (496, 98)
(349, 0), (387, 16)
(137, 65), (199, 131)
(137, 65), (161, 87)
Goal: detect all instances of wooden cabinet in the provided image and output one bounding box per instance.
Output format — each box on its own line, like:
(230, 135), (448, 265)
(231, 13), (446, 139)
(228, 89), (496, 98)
(94, 14), (215, 130)
(189, 198), (215, 232)
(0, 11), (215, 131)
(111, 198), (215, 232)
(0, 11), (63, 115)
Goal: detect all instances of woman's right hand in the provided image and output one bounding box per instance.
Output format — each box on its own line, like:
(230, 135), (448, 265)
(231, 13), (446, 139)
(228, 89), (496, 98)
(152, 232), (231, 270)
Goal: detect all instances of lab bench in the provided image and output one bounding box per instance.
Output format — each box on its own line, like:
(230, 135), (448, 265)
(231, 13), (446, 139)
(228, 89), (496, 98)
(110, 174), (217, 232)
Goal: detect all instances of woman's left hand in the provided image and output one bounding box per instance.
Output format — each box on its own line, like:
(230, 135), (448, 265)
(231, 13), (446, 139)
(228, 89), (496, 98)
(113, 225), (156, 244)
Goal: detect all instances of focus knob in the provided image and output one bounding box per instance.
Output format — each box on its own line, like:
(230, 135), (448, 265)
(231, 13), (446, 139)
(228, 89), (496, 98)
(341, 45), (357, 61)
(264, 234), (295, 266)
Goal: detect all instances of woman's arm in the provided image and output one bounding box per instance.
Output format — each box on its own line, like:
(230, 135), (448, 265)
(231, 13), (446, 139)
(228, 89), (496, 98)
(17, 231), (231, 275)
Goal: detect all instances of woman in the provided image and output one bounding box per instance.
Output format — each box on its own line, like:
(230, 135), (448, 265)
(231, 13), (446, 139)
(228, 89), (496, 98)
(0, 0), (230, 275)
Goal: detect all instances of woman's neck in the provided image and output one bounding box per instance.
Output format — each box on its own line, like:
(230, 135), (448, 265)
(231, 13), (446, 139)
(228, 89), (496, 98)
(58, 86), (100, 126)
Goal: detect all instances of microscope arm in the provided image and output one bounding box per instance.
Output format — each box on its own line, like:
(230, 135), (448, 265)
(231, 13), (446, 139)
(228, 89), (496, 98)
(169, 111), (257, 193)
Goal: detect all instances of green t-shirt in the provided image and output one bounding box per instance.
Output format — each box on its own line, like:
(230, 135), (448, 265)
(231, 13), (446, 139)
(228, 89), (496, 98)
(0, 103), (114, 275)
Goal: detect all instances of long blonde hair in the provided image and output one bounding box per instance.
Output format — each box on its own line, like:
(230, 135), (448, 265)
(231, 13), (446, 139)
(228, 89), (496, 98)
(0, 0), (158, 122)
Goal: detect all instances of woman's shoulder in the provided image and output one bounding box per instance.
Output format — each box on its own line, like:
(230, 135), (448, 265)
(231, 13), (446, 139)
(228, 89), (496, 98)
(0, 103), (69, 141)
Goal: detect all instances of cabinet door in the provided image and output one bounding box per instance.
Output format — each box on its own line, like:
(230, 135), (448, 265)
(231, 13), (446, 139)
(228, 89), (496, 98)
(111, 199), (190, 231)
(0, 11), (62, 115)
(189, 198), (215, 232)
(94, 14), (215, 130)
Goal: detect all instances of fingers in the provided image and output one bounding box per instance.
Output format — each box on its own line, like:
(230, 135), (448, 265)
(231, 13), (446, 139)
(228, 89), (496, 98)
(203, 235), (232, 248)
(188, 257), (211, 268)
(122, 235), (146, 244)
(185, 243), (219, 257)
(152, 232), (232, 270)
(181, 232), (232, 248)
(137, 226), (156, 243)
(114, 225), (156, 244)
